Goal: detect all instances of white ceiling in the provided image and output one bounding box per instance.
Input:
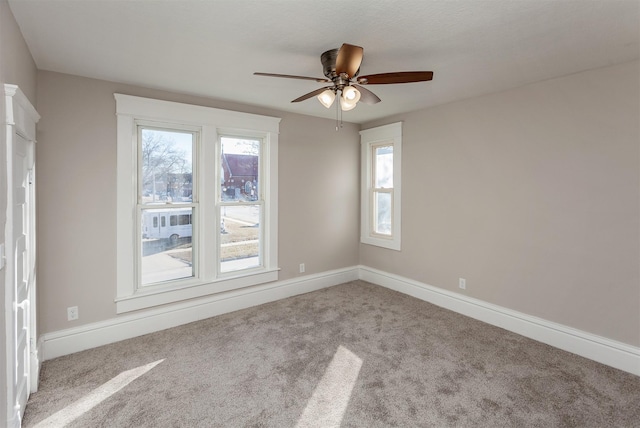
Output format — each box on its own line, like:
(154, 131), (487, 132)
(8, 0), (640, 124)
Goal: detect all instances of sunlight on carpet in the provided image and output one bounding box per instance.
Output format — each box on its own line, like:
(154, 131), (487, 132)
(296, 346), (362, 428)
(33, 359), (165, 428)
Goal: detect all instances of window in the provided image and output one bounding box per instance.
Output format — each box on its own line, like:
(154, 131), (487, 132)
(218, 137), (262, 274)
(360, 122), (402, 250)
(116, 94), (280, 313)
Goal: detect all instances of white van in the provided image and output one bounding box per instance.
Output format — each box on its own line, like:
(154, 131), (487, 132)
(142, 208), (192, 242)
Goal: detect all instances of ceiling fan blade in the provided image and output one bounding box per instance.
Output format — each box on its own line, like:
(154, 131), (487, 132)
(291, 86), (333, 103)
(254, 72), (329, 83)
(335, 43), (364, 78)
(352, 84), (381, 104)
(357, 71), (434, 85)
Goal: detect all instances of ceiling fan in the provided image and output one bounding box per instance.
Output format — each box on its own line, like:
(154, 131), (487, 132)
(254, 43), (434, 112)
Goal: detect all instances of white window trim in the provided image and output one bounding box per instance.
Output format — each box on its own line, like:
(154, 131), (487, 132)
(360, 122), (402, 251)
(115, 94), (280, 313)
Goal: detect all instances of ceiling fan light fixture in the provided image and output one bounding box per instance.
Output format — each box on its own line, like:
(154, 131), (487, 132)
(254, 43), (433, 120)
(317, 89), (336, 108)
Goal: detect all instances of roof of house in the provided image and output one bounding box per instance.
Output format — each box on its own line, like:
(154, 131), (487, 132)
(222, 153), (258, 178)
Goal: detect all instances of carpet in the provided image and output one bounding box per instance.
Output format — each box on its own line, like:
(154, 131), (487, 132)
(23, 281), (640, 427)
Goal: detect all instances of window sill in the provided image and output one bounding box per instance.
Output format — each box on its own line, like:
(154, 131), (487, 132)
(360, 235), (401, 251)
(115, 269), (279, 313)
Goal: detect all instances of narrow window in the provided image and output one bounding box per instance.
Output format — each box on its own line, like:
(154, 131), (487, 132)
(360, 122), (402, 251)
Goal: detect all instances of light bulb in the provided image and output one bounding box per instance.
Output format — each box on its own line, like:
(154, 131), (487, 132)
(342, 86), (361, 103)
(317, 89), (335, 108)
(340, 96), (357, 111)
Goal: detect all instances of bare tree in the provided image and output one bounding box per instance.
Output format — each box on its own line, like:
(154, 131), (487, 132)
(141, 131), (190, 201)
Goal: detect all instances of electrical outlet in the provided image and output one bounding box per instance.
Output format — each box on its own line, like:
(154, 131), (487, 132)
(459, 278), (466, 290)
(67, 306), (79, 321)
(299, 263), (305, 273)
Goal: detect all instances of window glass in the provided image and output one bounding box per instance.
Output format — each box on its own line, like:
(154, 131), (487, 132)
(220, 204), (261, 273)
(374, 145), (393, 188)
(140, 128), (193, 204)
(220, 138), (260, 202)
(374, 192), (392, 235)
(140, 207), (194, 285)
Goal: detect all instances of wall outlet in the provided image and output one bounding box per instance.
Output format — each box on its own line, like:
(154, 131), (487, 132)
(67, 306), (79, 321)
(459, 278), (466, 290)
(299, 263), (305, 273)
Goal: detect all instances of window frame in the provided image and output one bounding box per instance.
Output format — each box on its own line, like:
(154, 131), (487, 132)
(115, 94), (280, 313)
(360, 122), (402, 251)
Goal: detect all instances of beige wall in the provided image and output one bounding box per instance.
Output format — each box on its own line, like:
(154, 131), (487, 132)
(29, 53), (640, 350)
(361, 61), (640, 346)
(35, 71), (360, 333)
(0, 0), (37, 102)
(0, 0), (38, 422)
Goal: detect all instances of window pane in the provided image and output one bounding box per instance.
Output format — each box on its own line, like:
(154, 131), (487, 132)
(373, 192), (392, 235)
(141, 128), (193, 204)
(220, 205), (260, 273)
(220, 137), (260, 202)
(374, 145), (393, 188)
(141, 207), (193, 285)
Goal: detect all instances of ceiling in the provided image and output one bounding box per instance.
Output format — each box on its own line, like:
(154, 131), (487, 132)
(8, 0), (640, 124)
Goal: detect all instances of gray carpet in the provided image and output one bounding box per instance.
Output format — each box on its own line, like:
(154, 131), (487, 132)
(23, 281), (640, 427)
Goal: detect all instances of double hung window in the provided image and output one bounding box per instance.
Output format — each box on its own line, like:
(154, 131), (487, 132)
(360, 122), (402, 251)
(116, 94), (280, 313)
(138, 126), (197, 285)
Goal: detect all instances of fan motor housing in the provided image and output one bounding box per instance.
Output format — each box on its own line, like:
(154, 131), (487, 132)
(320, 49), (339, 78)
(321, 47), (361, 83)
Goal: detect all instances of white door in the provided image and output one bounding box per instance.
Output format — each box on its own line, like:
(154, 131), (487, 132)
(7, 133), (35, 425)
(4, 84), (39, 427)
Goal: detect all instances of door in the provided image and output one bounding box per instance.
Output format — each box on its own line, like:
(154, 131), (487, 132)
(4, 84), (39, 427)
(7, 133), (35, 425)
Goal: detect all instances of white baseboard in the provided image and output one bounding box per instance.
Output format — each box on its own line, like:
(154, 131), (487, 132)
(40, 265), (639, 376)
(359, 265), (640, 376)
(41, 266), (359, 361)
(31, 336), (44, 392)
